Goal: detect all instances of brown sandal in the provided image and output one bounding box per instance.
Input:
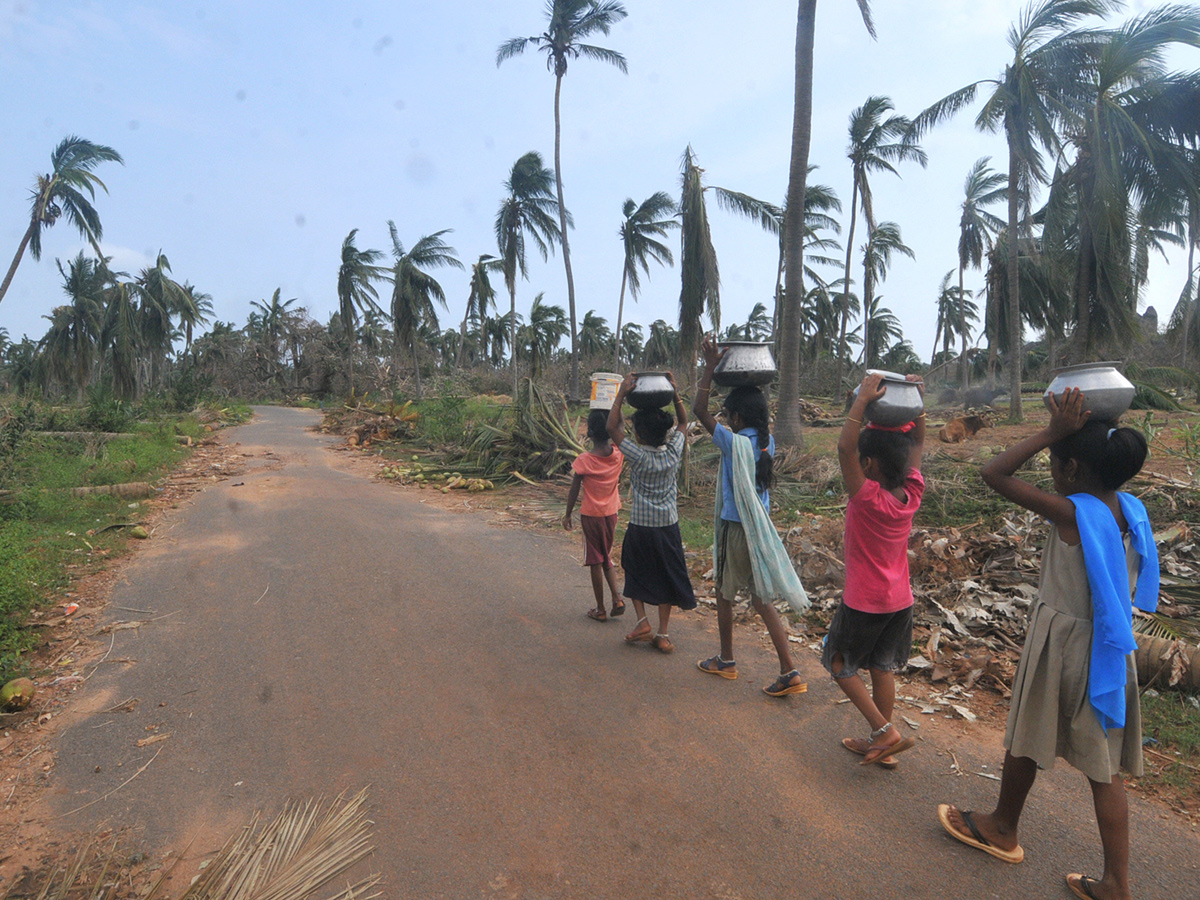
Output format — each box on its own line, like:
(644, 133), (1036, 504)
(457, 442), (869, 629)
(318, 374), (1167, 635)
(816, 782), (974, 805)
(586, 607), (607, 622)
(652, 634), (674, 654)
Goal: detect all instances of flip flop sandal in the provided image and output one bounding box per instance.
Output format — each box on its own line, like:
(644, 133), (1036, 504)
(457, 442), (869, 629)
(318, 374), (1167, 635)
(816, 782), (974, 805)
(936, 804), (1025, 864)
(624, 616), (653, 643)
(652, 634), (674, 654)
(861, 736), (916, 766)
(1066, 874), (1102, 900)
(763, 670), (808, 697)
(586, 608), (607, 622)
(841, 737), (899, 769)
(610, 602), (626, 617)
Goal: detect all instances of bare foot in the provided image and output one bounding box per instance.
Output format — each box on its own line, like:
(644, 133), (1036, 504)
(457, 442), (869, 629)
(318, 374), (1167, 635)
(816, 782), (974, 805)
(624, 617), (652, 642)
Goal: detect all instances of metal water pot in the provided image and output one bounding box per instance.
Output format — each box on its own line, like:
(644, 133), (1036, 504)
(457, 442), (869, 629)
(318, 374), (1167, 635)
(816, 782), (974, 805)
(712, 342), (777, 387)
(854, 369), (925, 427)
(1043, 362), (1135, 421)
(627, 372), (675, 410)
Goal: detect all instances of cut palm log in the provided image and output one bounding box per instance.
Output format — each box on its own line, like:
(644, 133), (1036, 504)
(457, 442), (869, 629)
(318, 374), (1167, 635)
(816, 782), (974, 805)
(35, 431), (193, 445)
(1135, 632), (1200, 694)
(0, 482), (154, 503)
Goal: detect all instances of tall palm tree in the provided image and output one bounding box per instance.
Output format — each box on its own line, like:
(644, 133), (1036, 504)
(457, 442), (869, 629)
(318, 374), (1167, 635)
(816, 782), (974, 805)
(179, 283), (213, 352)
(101, 281), (139, 400)
(578, 310), (613, 359)
(497, 0), (628, 401)
(859, 295), (904, 369)
(518, 293), (569, 379)
(643, 319), (678, 368)
(912, 0), (1114, 420)
(858, 222), (915, 371)
(387, 222), (463, 398)
(463, 254), (503, 365)
(614, 192), (677, 367)
(250, 288), (298, 387)
(834, 96), (926, 388)
(134, 252), (188, 392)
(1057, 6), (1200, 357)
(619, 322), (643, 367)
(956, 158), (1007, 387)
(1178, 198), (1200, 366)
(932, 269), (978, 369)
(0, 136), (123, 307)
(46, 252), (105, 398)
(495, 151), (563, 397)
(777, 0), (877, 447)
(336, 228), (387, 395)
(678, 147), (720, 383)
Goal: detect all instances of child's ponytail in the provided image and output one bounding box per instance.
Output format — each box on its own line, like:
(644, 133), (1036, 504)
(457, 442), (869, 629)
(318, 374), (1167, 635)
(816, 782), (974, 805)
(1051, 420), (1148, 490)
(724, 386), (775, 493)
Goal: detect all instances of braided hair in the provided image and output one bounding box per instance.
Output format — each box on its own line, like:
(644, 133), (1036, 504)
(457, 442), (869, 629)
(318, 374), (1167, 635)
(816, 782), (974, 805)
(723, 385), (775, 493)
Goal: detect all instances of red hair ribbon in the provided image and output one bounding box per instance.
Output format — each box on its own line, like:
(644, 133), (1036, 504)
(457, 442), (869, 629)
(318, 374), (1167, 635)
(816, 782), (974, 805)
(865, 420), (916, 433)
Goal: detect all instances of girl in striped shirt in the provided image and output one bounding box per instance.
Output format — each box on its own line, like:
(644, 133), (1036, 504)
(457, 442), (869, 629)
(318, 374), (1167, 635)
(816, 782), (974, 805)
(606, 372), (697, 653)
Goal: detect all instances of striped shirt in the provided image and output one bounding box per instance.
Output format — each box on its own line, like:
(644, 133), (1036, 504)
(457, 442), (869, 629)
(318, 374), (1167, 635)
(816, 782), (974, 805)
(618, 430), (685, 527)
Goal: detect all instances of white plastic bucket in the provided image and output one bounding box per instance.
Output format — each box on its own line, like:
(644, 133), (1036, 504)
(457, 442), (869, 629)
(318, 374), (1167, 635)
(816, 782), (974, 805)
(589, 372), (622, 409)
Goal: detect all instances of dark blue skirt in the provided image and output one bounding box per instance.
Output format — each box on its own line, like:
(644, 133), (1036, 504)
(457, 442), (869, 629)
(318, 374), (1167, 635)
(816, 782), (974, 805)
(621, 522), (698, 609)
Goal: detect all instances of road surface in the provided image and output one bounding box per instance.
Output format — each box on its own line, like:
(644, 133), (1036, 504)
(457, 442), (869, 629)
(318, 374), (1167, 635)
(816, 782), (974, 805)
(47, 407), (1200, 899)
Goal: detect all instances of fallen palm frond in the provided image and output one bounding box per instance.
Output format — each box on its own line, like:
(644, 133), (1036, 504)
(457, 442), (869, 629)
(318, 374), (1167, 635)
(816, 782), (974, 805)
(466, 378), (583, 479)
(12, 791), (379, 900)
(1131, 381), (1184, 411)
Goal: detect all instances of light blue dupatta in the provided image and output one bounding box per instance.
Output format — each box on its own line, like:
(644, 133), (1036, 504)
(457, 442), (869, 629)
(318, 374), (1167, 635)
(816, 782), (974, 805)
(713, 432), (810, 613)
(1068, 492), (1159, 732)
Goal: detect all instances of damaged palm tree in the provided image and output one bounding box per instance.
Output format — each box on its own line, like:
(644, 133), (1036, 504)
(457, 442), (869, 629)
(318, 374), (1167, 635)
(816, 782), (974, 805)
(469, 378), (583, 479)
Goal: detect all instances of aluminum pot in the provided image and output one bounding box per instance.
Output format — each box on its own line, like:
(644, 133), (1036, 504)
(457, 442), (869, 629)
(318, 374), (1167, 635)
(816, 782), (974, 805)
(627, 372), (675, 410)
(853, 369), (925, 428)
(712, 342), (777, 387)
(1043, 362), (1135, 421)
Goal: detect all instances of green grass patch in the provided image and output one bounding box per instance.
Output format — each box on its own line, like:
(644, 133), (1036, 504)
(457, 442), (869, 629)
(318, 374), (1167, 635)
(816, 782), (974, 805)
(1138, 691), (1200, 792)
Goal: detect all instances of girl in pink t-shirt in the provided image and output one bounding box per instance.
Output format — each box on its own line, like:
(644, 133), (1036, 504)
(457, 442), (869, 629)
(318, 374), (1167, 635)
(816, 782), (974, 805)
(824, 371), (926, 767)
(564, 409), (625, 622)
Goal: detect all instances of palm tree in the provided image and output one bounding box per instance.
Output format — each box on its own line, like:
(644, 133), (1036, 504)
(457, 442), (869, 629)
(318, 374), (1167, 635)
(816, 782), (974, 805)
(931, 270), (978, 369)
(1057, 6), (1200, 357)
(463, 254), (503, 365)
(860, 296), (904, 369)
(614, 192), (677, 367)
(45, 252), (105, 398)
(134, 252), (188, 392)
(179, 283), (213, 352)
(336, 229), (388, 395)
(619, 322), (643, 366)
(777, 0), (877, 447)
(250, 288), (298, 387)
(858, 222), (914, 372)
(497, 0), (629, 401)
(578, 310), (613, 359)
(0, 136), (123, 307)
(834, 96), (926, 388)
(495, 151), (563, 397)
(956, 158), (1007, 386)
(678, 147), (720, 383)
(643, 319), (678, 368)
(387, 222), (463, 398)
(1178, 199), (1200, 366)
(912, 0), (1114, 421)
(101, 281), (139, 400)
(518, 293), (569, 379)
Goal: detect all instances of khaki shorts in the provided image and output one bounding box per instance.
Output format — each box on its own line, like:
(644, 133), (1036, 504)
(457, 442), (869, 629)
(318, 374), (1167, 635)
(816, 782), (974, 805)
(715, 519), (756, 598)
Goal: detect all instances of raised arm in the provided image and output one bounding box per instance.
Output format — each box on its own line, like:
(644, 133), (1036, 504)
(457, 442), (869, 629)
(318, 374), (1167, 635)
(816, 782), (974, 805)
(906, 374), (926, 471)
(692, 335), (725, 435)
(980, 387), (1088, 527)
(667, 371), (687, 432)
(838, 372), (884, 498)
(606, 373), (636, 447)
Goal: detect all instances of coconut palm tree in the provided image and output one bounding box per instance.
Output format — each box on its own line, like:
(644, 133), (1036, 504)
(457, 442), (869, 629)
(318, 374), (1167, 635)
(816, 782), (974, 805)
(956, 158), (1007, 386)
(0, 136), (123, 308)
(833, 96), (926, 388)
(336, 229), (387, 395)
(777, 0), (877, 447)
(463, 254), (503, 365)
(858, 222), (914, 374)
(44, 252), (105, 398)
(614, 192), (677, 367)
(678, 147), (720, 383)
(179, 283), (213, 352)
(134, 252), (189, 392)
(387, 222), (463, 398)
(931, 270), (978, 369)
(619, 322), (643, 366)
(250, 288), (298, 387)
(1056, 6), (1200, 357)
(497, 0), (629, 401)
(860, 295), (904, 369)
(643, 319), (678, 368)
(1176, 199), (1200, 366)
(578, 310), (613, 359)
(518, 293), (569, 378)
(495, 151), (563, 396)
(912, 0), (1115, 420)
(101, 281), (139, 400)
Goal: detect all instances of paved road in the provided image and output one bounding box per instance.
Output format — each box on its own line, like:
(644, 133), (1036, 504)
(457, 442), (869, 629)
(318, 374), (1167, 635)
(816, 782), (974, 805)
(49, 407), (1199, 899)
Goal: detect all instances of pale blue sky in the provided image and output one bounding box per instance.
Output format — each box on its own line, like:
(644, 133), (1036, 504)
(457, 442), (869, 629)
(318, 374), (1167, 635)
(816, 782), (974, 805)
(0, 0), (1190, 362)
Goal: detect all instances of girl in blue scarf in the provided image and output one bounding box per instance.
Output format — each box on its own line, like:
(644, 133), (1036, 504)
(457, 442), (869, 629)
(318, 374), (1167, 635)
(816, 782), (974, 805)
(938, 388), (1157, 900)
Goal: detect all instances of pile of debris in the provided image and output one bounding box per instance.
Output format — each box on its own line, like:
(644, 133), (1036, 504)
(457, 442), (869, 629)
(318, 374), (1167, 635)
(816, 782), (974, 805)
(320, 400), (418, 447)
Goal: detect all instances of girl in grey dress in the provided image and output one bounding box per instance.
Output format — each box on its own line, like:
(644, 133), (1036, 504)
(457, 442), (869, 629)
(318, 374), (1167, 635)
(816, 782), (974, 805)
(937, 388), (1154, 900)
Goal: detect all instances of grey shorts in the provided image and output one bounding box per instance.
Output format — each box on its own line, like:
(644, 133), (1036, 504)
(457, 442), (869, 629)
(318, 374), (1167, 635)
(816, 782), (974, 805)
(715, 518), (756, 598)
(821, 603), (913, 678)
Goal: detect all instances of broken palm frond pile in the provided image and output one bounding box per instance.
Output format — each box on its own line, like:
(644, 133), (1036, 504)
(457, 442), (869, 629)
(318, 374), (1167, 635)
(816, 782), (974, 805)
(782, 508), (1200, 697)
(8, 791), (379, 900)
(320, 399), (418, 447)
(467, 379), (583, 480)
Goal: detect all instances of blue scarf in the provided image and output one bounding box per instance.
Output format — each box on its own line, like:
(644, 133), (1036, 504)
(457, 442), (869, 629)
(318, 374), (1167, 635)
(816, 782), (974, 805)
(1068, 492), (1159, 732)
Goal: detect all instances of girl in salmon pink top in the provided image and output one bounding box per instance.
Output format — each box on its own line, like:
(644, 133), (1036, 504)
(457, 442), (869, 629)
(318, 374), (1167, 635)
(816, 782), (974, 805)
(824, 371), (926, 767)
(563, 409), (625, 622)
